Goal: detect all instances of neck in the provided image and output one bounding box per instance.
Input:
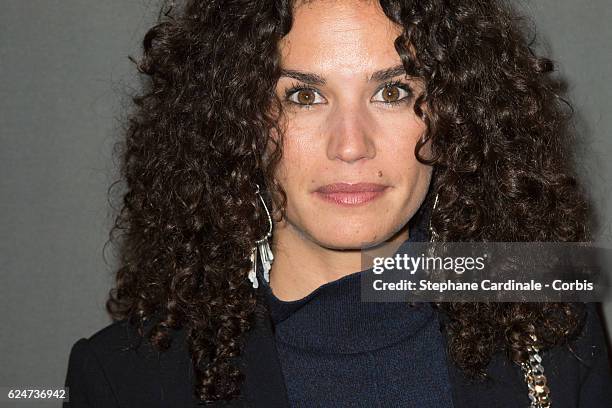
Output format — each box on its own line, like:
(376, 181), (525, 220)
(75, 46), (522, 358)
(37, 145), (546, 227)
(268, 220), (410, 301)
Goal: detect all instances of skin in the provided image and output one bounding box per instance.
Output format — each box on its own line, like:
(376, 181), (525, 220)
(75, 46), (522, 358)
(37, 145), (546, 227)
(268, 0), (433, 301)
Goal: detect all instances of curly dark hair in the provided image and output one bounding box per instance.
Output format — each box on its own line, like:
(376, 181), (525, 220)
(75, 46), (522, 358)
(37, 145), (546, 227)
(106, 0), (594, 402)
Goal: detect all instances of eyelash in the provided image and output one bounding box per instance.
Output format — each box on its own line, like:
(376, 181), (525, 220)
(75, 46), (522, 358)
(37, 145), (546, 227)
(283, 80), (414, 110)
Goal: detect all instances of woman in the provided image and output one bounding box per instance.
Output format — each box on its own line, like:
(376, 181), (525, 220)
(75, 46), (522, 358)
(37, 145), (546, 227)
(63, 0), (612, 407)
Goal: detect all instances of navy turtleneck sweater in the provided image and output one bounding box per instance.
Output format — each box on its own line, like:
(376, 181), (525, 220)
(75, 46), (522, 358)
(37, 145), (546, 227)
(255, 224), (455, 407)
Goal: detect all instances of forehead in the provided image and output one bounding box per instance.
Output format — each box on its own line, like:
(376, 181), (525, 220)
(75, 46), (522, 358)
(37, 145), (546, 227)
(279, 0), (403, 77)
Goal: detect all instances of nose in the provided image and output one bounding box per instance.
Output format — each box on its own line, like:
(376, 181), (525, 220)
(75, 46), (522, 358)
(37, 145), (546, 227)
(326, 102), (376, 163)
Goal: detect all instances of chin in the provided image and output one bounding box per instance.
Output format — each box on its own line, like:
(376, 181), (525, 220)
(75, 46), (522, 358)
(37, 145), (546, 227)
(309, 224), (395, 250)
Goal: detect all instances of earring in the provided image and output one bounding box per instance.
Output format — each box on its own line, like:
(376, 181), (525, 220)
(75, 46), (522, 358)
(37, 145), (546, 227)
(428, 192), (439, 243)
(427, 193), (439, 261)
(248, 183), (274, 289)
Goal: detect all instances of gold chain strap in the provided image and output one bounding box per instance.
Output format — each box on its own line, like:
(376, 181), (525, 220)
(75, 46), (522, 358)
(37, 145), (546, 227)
(520, 333), (551, 408)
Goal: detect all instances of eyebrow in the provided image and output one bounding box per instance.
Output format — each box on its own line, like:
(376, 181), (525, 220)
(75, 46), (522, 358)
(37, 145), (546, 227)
(279, 64), (407, 85)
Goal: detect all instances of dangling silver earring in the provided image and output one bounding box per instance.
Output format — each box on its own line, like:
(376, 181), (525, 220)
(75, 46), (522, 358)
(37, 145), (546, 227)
(248, 183), (274, 289)
(429, 192), (439, 243)
(427, 193), (439, 261)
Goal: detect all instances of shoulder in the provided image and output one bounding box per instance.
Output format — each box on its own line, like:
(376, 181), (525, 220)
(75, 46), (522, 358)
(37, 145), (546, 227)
(63, 316), (196, 407)
(436, 302), (612, 408)
(63, 319), (137, 408)
(67, 316), (160, 372)
(567, 302), (612, 384)
(503, 302), (611, 387)
(539, 302), (612, 407)
(573, 303), (609, 356)
(83, 316), (157, 354)
(551, 302), (611, 374)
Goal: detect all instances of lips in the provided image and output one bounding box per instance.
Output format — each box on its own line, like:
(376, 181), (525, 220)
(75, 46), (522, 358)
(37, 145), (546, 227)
(315, 182), (389, 194)
(314, 182), (390, 206)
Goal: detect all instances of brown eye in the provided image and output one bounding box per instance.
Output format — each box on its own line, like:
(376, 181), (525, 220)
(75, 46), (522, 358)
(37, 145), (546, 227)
(297, 89), (316, 104)
(373, 82), (412, 105)
(382, 85), (400, 102)
(286, 87), (324, 107)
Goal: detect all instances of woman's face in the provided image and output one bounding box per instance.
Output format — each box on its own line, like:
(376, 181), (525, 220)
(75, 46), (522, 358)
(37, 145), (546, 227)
(273, 0), (432, 250)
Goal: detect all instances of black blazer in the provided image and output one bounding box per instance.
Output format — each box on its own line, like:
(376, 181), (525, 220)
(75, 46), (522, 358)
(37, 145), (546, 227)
(63, 301), (612, 407)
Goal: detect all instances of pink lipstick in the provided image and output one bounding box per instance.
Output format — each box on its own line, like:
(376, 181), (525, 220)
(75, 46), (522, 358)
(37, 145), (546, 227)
(314, 182), (390, 206)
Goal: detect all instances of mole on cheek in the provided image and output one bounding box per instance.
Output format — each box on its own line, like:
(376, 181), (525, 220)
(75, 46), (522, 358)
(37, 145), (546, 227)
(377, 170), (383, 177)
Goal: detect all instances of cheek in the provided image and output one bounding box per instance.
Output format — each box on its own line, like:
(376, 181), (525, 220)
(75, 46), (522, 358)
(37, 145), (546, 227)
(274, 127), (314, 192)
(377, 117), (430, 197)
(380, 115), (426, 162)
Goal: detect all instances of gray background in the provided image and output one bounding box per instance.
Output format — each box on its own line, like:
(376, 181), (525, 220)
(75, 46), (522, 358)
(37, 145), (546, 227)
(1, 0), (611, 404)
